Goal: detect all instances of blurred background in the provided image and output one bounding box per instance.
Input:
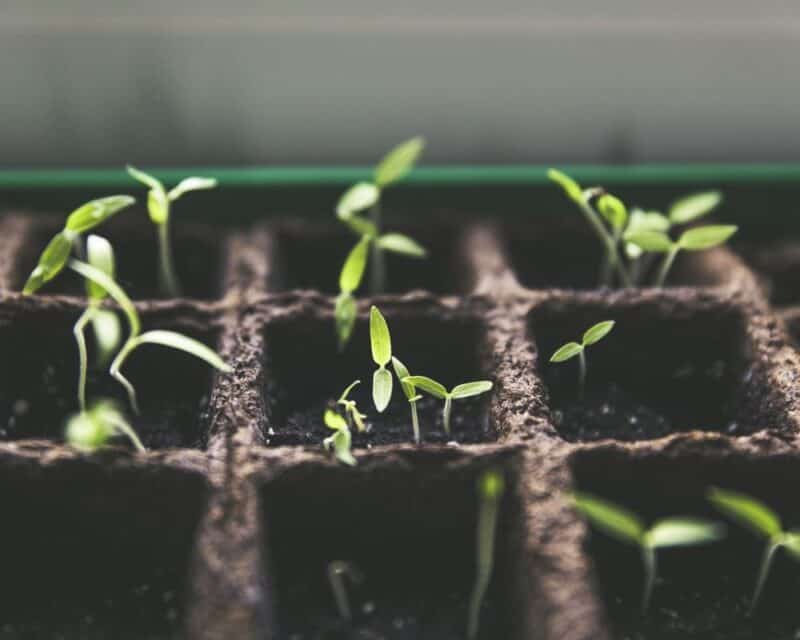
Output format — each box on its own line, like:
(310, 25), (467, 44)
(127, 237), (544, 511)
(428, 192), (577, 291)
(2, 2), (799, 168)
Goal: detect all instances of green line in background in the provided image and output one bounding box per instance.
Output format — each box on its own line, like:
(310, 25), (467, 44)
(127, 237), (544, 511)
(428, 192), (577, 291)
(1, 164), (800, 189)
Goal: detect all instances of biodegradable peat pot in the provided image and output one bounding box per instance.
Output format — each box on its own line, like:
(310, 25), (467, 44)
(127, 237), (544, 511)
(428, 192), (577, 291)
(0, 196), (799, 640)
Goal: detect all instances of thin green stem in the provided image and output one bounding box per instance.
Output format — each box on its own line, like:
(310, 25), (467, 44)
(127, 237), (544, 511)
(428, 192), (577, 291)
(641, 544), (657, 615)
(157, 220), (181, 297)
(578, 199), (631, 287)
(110, 339), (140, 415)
(750, 541), (780, 615)
(73, 308), (94, 412)
(107, 415), (146, 453)
(467, 488), (501, 639)
(443, 395), (453, 435)
(655, 246), (680, 287)
(369, 196), (385, 294)
(578, 349), (587, 401)
(410, 399), (420, 444)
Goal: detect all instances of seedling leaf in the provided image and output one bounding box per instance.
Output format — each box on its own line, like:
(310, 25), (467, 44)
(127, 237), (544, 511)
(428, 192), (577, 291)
(338, 380), (361, 403)
(68, 259), (140, 336)
(573, 492), (645, 544)
(324, 409), (348, 431)
(647, 518), (725, 548)
(375, 233), (427, 257)
(369, 306), (392, 366)
(582, 320), (615, 346)
(335, 292), (357, 348)
(134, 330), (232, 373)
(403, 375), (448, 400)
(86, 235), (115, 300)
(91, 309), (122, 364)
(547, 168), (583, 203)
(669, 191), (722, 225)
(147, 187), (170, 225)
(65, 195), (135, 233)
(451, 381), (493, 399)
(550, 342), (583, 363)
(391, 356), (415, 399)
(126, 165), (163, 191)
(678, 225), (737, 251)
(23, 231), (74, 294)
(781, 533), (800, 559)
(626, 230), (674, 253)
(168, 176), (217, 201)
(374, 136), (425, 187)
(339, 236), (370, 294)
(708, 487), (782, 539)
(337, 182), (380, 219)
(372, 367), (393, 412)
(597, 193), (628, 232)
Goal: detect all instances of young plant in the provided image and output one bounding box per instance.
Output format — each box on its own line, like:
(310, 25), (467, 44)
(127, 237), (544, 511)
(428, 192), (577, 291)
(549, 320), (615, 401)
(336, 380), (367, 433)
(708, 487), (800, 613)
(467, 468), (505, 640)
(22, 195), (135, 294)
(127, 166), (217, 296)
(66, 399), (145, 453)
(392, 356), (422, 444)
(336, 137), (427, 295)
(401, 376), (493, 435)
(327, 561), (363, 622)
(67, 259), (231, 414)
(369, 306), (393, 412)
(573, 492), (725, 614)
(335, 236), (370, 349)
(323, 409), (357, 467)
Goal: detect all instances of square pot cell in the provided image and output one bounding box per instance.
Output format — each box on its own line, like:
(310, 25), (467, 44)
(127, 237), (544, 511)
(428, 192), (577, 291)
(261, 454), (526, 640)
(529, 300), (762, 442)
(505, 218), (729, 291)
(0, 461), (207, 638)
(734, 238), (800, 307)
(14, 217), (225, 300)
(262, 312), (494, 447)
(571, 450), (800, 639)
(268, 223), (465, 295)
(0, 305), (222, 449)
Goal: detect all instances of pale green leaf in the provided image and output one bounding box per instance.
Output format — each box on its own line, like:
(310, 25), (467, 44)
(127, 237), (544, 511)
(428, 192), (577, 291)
(66, 410), (112, 452)
(708, 487), (782, 539)
(339, 236), (370, 294)
(147, 187), (170, 225)
(133, 330), (232, 373)
(451, 380), (493, 399)
(23, 231), (75, 294)
(625, 230), (674, 253)
(597, 193), (628, 232)
(781, 532), (800, 560)
(331, 429), (357, 466)
(573, 492), (645, 545)
(372, 366), (393, 412)
(374, 136), (425, 187)
(391, 356), (415, 400)
(336, 182), (380, 219)
(85, 235), (115, 300)
(91, 309), (123, 364)
(626, 209), (671, 234)
(127, 165), (163, 191)
(324, 409), (348, 431)
(369, 306), (392, 366)
(335, 292), (357, 349)
(343, 215), (378, 237)
(67, 259), (140, 337)
(547, 168), (583, 203)
(678, 225), (737, 251)
(669, 191), (723, 225)
(65, 195), (135, 233)
(582, 320), (615, 346)
(646, 518), (725, 548)
(402, 375), (448, 400)
(550, 342), (583, 363)
(168, 176), (217, 201)
(375, 233), (427, 257)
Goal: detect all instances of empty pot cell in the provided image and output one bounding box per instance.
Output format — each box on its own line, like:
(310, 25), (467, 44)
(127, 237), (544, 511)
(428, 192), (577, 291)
(269, 223), (465, 294)
(261, 454), (526, 640)
(505, 219), (728, 291)
(262, 311), (494, 446)
(530, 300), (760, 442)
(571, 449), (800, 639)
(735, 239), (800, 307)
(0, 305), (222, 449)
(14, 218), (225, 300)
(0, 460), (208, 638)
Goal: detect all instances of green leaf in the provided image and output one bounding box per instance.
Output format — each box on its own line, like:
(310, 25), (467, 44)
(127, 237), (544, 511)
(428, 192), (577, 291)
(91, 309), (122, 365)
(23, 231), (75, 294)
(646, 518), (725, 548)
(625, 230), (674, 253)
(451, 380), (493, 399)
(127, 165), (163, 191)
(330, 429), (357, 466)
(550, 342), (583, 363)
(678, 225), (737, 251)
(343, 215), (378, 237)
(669, 191), (722, 225)
(147, 187), (170, 225)
(597, 193), (628, 232)
(134, 330), (232, 373)
(339, 236), (370, 294)
(708, 487), (782, 539)
(168, 176), (217, 201)
(627, 209), (671, 234)
(337, 182), (380, 219)
(582, 320), (615, 346)
(479, 469), (505, 500)
(372, 366), (393, 412)
(65, 409), (112, 452)
(391, 356), (415, 400)
(324, 409), (348, 431)
(369, 306), (392, 366)
(67, 259), (140, 337)
(375, 233), (427, 257)
(339, 380), (361, 403)
(374, 137), (425, 187)
(335, 292), (357, 349)
(547, 168), (583, 203)
(402, 375), (448, 400)
(573, 492), (645, 545)
(85, 235), (115, 300)
(65, 195), (135, 233)
(781, 532), (800, 560)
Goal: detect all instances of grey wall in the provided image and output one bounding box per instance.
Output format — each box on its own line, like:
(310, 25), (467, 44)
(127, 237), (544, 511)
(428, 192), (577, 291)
(2, 2), (800, 167)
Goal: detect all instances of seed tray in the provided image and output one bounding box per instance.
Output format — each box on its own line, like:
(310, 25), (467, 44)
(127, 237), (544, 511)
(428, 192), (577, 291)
(0, 202), (799, 640)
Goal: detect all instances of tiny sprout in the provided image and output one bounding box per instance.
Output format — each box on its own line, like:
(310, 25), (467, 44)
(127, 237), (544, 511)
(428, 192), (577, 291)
(573, 492), (725, 614)
(127, 166), (217, 297)
(323, 409), (356, 467)
(392, 356), (422, 444)
(337, 380), (367, 432)
(66, 399), (145, 453)
(708, 487), (800, 613)
(401, 375), (493, 435)
(369, 306), (393, 412)
(22, 195), (135, 294)
(467, 468), (505, 640)
(327, 561), (364, 622)
(335, 236), (370, 349)
(67, 259), (231, 414)
(550, 320), (615, 401)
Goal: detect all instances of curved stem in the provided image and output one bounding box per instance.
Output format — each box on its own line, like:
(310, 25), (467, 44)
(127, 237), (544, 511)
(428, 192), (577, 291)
(443, 395), (453, 435)
(110, 339), (140, 415)
(641, 545), (657, 615)
(578, 199), (631, 287)
(157, 220), (181, 297)
(467, 486), (501, 640)
(410, 399), (420, 444)
(750, 541), (780, 615)
(107, 415), (146, 453)
(655, 246), (680, 288)
(73, 308), (94, 412)
(369, 197), (385, 294)
(578, 349), (587, 401)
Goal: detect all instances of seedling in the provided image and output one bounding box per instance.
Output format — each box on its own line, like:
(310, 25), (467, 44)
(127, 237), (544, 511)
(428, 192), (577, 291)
(335, 236), (370, 349)
(327, 561), (364, 622)
(336, 380), (367, 433)
(549, 320), (615, 401)
(22, 195), (135, 294)
(708, 487), (800, 613)
(402, 375), (493, 435)
(392, 356), (422, 444)
(336, 137), (427, 295)
(323, 409), (357, 467)
(66, 399), (145, 453)
(369, 306), (393, 412)
(467, 468), (505, 640)
(67, 259), (231, 414)
(573, 492), (725, 614)
(127, 166), (217, 296)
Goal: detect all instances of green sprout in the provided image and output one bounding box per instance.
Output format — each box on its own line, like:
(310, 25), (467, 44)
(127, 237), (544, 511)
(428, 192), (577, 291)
(708, 487), (800, 614)
(401, 376), (493, 436)
(323, 409), (357, 467)
(369, 306), (393, 412)
(549, 320), (615, 401)
(127, 166), (217, 297)
(392, 356), (422, 444)
(67, 259), (231, 414)
(467, 469), (505, 640)
(336, 137), (427, 296)
(573, 492), (725, 614)
(66, 399), (145, 453)
(335, 236), (370, 349)
(327, 561), (363, 622)
(22, 195), (135, 294)
(336, 380), (367, 433)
